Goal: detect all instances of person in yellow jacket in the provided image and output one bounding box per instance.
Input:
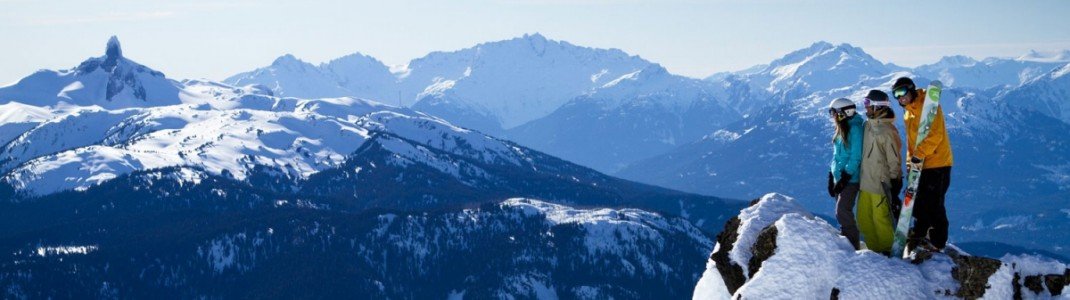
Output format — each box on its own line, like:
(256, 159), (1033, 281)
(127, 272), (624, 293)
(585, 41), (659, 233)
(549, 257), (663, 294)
(892, 77), (953, 251)
(857, 90), (901, 255)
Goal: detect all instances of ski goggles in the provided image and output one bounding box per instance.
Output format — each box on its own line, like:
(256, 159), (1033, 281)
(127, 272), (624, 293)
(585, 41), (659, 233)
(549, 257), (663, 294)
(892, 87), (910, 99)
(828, 106), (856, 119)
(864, 97), (891, 107)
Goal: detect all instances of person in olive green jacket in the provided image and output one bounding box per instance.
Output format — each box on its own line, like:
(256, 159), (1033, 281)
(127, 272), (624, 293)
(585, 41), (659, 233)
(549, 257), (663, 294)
(857, 90), (902, 255)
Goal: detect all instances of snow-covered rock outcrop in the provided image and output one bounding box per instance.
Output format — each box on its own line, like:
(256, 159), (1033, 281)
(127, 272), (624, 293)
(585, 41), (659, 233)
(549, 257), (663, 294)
(694, 193), (1070, 299)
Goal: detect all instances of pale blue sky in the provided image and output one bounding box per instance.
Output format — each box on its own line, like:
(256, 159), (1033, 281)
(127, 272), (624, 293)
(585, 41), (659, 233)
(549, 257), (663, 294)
(2, 0), (1069, 84)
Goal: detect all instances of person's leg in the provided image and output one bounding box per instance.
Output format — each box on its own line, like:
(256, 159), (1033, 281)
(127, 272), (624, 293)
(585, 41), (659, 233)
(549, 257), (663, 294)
(856, 191), (876, 251)
(928, 167), (951, 249)
(859, 191), (894, 253)
(836, 184), (861, 250)
(909, 171), (936, 248)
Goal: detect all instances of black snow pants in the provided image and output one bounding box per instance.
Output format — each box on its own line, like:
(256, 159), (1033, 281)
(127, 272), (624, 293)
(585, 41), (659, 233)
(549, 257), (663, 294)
(909, 166), (951, 249)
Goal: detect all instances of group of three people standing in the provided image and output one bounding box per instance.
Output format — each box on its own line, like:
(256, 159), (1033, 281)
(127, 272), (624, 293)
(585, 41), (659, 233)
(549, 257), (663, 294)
(827, 77), (954, 256)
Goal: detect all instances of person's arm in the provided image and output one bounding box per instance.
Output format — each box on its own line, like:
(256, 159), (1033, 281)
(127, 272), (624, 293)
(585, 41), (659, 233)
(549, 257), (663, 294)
(913, 106), (946, 161)
(845, 124), (864, 179)
(831, 142), (843, 182)
(884, 128), (903, 180)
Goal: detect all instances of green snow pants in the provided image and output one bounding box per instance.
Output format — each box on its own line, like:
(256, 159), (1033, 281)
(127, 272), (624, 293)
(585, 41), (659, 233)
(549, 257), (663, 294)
(857, 190), (895, 253)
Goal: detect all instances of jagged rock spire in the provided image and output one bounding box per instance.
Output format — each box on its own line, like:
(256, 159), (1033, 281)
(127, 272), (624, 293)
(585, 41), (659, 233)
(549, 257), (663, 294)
(106, 36), (122, 59)
(103, 36), (123, 70)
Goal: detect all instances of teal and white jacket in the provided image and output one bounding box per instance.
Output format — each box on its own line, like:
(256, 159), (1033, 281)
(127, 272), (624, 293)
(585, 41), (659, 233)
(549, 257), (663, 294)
(830, 114), (864, 184)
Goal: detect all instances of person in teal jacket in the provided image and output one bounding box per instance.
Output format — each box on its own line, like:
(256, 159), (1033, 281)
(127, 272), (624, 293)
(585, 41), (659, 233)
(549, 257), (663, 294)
(827, 97), (864, 250)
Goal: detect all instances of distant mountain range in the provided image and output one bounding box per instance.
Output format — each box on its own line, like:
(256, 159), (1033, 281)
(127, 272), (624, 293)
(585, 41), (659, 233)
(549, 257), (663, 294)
(0, 37), (748, 297)
(219, 36), (1070, 256)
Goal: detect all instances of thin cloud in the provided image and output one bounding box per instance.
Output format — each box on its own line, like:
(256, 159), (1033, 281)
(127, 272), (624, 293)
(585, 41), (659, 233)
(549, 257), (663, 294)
(27, 11), (176, 26)
(867, 41), (1070, 67)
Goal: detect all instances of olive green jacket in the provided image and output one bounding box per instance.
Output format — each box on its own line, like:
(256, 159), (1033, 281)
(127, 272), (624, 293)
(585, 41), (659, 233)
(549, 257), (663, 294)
(860, 117), (902, 194)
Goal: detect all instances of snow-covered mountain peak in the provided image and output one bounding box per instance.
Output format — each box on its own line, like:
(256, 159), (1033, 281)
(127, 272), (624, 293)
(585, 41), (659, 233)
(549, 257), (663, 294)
(600, 63), (669, 88)
(475, 32), (590, 58)
(521, 32), (549, 48)
(225, 51), (395, 100)
(1052, 62), (1070, 79)
(1017, 49), (1070, 63)
(401, 34), (655, 131)
(767, 42), (875, 67)
(636, 63), (670, 78)
(741, 41), (891, 95)
(795, 41), (835, 56)
(931, 55), (980, 68)
(0, 36), (191, 108)
(270, 54), (313, 69)
(325, 52), (388, 71)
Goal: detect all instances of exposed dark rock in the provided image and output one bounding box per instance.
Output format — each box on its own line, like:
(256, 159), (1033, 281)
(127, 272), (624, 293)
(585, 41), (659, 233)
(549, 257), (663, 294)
(748, 198), (762, 206)
(910, 250), (935, 265)
(1020, 269), (1070, 297)
(747, 225), (778, 278)
(103, 36), (123, 71)
(1024, 275), (1045, 294)
(830, 287), (840, 300)
(950, 255), (1002, 299)
(1012, 268), (1070, 298)
(711, 216), (746, 294)
(708, 198), (763, 294)
(1013, 272), (1023, 300)
(1048, 270), (1068, 295)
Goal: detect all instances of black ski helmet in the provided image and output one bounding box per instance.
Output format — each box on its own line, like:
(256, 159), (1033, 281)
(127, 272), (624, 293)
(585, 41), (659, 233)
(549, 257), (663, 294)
(864, 90), (891, 107)
(892, 77), (915, 91)
(891, 77), (917, 106)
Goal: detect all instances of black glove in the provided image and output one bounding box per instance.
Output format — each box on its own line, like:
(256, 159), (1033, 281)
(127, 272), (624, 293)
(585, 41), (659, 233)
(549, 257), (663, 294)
(885, 179), (904, 220)
(832, 171), (851, 195)
(827, 172), (836, 198)
(890, 177), (903, 195)
(907, 156), (923, 170)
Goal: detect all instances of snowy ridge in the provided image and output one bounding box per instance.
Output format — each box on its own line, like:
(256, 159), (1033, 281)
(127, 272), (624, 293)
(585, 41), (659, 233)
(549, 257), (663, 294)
(1017, 49), (1070, 63)
(0, 102), (55, 146)
(227, 33), (655, 133)
(914, 55), (1065, 89)
(1, 103), (368, 195)
(224, 52), (397, 101)
(694, 193), (1070, 299)
(585, 63), (728, 112)
(0, 93), (545, 196)
(998, 62), (1070, 123)
(504, 198), (711, 264)
(504, 62), (741, 173)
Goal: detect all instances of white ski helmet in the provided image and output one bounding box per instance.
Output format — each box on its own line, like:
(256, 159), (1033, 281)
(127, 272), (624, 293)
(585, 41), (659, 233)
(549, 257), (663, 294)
(828, 98), (856, 119)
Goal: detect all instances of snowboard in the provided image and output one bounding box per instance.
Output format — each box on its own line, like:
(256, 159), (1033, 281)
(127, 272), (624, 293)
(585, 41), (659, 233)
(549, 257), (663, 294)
(890, 80), (943, 259)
